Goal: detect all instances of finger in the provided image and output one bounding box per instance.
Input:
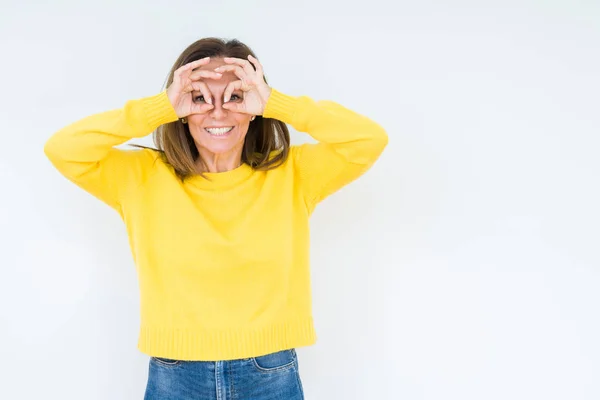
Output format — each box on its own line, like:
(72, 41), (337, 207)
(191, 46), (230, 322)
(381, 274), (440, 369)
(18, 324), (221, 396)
(190, 80), (214, 105)
(188, 69), (223, 81)
(185, 57), (211, 72)
(191, 101), (214, 114)
(222, 101), (244, 113)
(223, 56), (255, 75)
(214, 64), (239, 72)
(175, 57), (211, 81)
(214, 64), (246, 80)
(247, 55), (263, 76)
(223, 80), (243, 104)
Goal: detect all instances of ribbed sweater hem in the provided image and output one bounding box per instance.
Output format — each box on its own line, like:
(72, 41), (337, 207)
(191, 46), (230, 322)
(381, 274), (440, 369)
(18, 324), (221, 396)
(136, 316), (317, 361)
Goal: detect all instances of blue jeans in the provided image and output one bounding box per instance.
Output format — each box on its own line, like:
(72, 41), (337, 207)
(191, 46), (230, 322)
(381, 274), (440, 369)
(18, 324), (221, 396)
(144, 348), (304, 399)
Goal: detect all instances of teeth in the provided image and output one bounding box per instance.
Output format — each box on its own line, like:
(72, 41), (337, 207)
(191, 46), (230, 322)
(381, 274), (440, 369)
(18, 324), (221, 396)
(206, 127), (233, 135)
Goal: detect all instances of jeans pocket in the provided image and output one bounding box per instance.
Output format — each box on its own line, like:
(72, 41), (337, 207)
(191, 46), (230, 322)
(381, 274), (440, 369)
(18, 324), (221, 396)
(151, 356), (182, 367)
(251, 349), (297, 372)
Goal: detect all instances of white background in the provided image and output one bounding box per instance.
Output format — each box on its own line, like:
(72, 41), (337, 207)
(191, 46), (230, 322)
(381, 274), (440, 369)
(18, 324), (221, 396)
(1, 0), (599, 399)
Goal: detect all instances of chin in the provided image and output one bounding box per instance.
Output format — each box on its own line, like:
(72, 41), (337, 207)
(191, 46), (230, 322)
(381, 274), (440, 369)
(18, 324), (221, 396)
(201, 143), (240, 154)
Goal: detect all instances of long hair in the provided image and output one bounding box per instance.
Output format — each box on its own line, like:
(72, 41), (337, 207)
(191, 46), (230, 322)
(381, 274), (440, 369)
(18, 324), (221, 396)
(135, 37), (290, 181)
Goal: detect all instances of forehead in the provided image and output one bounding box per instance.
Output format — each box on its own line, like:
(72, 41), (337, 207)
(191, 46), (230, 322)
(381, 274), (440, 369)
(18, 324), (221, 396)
(191, 58), (239, 89)
(195, 58), (227, 70)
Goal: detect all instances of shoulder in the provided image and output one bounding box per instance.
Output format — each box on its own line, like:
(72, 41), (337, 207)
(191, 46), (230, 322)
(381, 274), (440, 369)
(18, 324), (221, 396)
(115, 146), (165, 176)
(125, 146), (164, 163)
(254, 147), (298, 168)
(287, 145), (306, 159)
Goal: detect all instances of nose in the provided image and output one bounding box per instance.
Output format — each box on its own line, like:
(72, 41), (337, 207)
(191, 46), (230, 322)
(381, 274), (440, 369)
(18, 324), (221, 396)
(209, 98), (227, 119)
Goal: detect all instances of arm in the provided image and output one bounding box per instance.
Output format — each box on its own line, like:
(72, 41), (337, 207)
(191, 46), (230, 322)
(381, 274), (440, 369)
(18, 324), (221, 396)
(43, 90), (179, 212)
(263, 88), (388, 211)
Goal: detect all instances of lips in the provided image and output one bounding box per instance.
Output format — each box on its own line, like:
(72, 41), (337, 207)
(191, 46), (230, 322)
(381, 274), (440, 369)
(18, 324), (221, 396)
(205, 127), (234, 137)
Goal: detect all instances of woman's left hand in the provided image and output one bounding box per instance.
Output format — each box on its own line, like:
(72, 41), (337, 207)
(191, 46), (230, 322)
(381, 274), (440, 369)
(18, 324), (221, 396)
(214, 55), (272, 116)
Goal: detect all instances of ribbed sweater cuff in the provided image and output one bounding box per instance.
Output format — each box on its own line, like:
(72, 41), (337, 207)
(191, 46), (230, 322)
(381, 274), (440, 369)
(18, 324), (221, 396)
(262, 88), (299, 124)
(141, 90), (179, 131)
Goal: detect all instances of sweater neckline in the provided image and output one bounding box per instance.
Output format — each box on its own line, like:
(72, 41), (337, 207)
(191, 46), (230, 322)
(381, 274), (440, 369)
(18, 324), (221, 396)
(186, 162), (254, 189)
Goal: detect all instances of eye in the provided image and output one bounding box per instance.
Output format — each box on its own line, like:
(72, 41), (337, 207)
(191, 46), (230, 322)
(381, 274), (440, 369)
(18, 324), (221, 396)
(194, 95), (207, 102)
(227, 94), (241, 101)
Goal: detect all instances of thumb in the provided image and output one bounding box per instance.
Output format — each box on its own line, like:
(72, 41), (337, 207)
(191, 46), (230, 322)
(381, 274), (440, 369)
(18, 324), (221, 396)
(222, 102), (245, 113)
(190, 103), (214, 115)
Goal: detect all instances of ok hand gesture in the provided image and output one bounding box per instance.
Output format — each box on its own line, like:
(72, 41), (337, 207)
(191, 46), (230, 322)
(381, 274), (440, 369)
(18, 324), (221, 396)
(215, 55), (272, 116)
(166, 57), (223, 118)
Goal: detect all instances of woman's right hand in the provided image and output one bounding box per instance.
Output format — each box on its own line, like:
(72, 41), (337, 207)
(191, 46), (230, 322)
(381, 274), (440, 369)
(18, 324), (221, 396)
(166, 57), (223, 118)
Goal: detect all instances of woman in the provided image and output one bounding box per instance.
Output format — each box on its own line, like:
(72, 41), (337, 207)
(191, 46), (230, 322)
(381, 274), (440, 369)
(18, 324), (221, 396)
(44, 37), (388, 399)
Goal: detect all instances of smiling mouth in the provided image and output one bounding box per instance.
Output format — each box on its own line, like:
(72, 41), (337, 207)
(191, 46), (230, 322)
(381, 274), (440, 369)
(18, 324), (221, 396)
(205, 127), (234, 137)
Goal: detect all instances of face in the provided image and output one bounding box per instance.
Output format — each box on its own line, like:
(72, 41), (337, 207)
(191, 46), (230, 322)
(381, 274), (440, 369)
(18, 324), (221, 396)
(186, 58), (252, 159)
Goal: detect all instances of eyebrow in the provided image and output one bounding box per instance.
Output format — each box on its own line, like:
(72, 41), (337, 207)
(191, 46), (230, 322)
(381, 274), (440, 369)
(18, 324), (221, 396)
(191, 88), (243, 93)
(191, 89), (243, 95)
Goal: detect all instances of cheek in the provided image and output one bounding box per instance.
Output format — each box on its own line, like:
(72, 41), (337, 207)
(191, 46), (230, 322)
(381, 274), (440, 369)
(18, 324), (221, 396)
(188, 116), (206, 137)
(188, 115), (206, 125)
(238, 119), (253, 135)
(236, 116), (253, 127)
(229, 116), (252, 132)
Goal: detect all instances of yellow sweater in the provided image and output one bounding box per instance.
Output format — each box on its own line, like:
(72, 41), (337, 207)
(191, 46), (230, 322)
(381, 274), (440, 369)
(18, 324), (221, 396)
(44, 88), (388, 361)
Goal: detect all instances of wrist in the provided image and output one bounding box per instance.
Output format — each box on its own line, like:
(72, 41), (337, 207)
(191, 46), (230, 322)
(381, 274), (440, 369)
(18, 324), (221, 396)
(141, 90), (180, 128)
(259, 86), (273, 115)
(262, 88), (298, 123)
(165, 88), (181, 117)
